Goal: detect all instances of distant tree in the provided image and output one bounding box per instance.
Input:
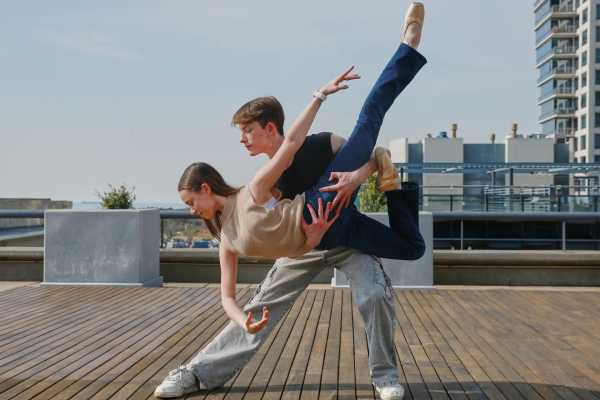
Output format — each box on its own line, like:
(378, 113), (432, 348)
(358, 174), (387, 213)
(95, 184), (136, 209)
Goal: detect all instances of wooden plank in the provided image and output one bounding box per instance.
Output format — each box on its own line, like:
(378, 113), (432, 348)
(0, 287), (163, 368)
(319, 289), (342, 400)
(337, 290), (355, 399)
(0, 287), (204, 394)
(106, 289), (254, 400)
(264, 290), (318, 400)
(391, 291), (431, 400)
(281, 290), (326, 400)
(450, 290), (578, 400)
(417, 291), (507, 400)
(399, 291), (476, 400)
(242, 290), (310, 400)
(300, 290), (334, 400)
(0, 287), (146, 351)
(201, 291), (300, 400)
(351, 292), (375, 400)
(470, 290), (600, 400)
(32, 289), (249, 400)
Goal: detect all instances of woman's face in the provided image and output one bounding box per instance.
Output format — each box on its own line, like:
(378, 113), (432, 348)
(179, 185), (217, 219)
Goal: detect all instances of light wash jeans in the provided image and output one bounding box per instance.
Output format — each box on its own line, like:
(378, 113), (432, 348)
(187, 247), (399, 389)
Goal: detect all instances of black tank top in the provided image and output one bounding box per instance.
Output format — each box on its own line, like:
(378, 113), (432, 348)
(274, 132), (334, 201)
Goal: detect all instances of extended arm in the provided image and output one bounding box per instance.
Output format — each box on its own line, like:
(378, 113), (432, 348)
(219, 245), (269, 334)
(248, 67), (361, 205)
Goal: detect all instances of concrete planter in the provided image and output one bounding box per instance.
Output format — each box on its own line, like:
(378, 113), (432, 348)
(332, 211), (435, 290)
(42, 209), (162, 287)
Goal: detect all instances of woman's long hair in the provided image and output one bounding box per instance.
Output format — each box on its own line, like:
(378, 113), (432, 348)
(178, 162), (242, 242)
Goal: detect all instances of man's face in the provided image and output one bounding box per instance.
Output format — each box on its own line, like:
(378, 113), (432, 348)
(239, 121), (272, 156)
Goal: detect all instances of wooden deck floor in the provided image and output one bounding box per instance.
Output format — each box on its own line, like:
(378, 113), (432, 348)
(0, 285), (600, 400)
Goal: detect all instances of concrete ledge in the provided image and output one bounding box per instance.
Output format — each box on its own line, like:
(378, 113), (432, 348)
(435, 250), (600, 266)
(2, 248), (600, 286)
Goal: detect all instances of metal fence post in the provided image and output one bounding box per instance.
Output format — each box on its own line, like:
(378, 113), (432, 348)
(450, 195), (453, 212)
(160, 219), (164, 249)
(521, 195), (525, 212)
(485, 195), (489, 212)
(562, 221), (566, 251)
(461, 220), (464, 250)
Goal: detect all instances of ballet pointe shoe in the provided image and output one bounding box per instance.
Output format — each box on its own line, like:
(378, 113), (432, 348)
(375, 147), (401, 192)
(403, 2), (424, 49)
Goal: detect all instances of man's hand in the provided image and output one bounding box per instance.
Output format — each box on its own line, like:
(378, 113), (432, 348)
(294, 198), (339, 257)
(245, 307), (269, 334)
(319, 168), (365, 213)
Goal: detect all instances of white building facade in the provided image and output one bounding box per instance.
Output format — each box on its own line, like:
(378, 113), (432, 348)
(535, 0), (600, 164)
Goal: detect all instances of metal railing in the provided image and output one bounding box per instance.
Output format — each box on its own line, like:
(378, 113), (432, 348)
(539, 107), (576, 121)
(538, 87), (575, 102)
(434, 212), (600, 251)
(537, 67), (575, 84)
(536, 5), (576, 24)
(3, 209), (600, 252)
(536, 26), (577, 46)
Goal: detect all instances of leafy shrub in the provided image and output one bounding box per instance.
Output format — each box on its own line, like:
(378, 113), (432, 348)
(95, 184), (136, 209)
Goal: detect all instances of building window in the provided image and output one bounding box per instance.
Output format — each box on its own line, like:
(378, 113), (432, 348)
(582, 156), (587, 163)
(595, 155), (600, 163)
(597, 29), (600, 41)
(596, 112), (600, 127)
(582, 93), (587, 108)
(583, 30), (588, 45)
(576, 58), (579, 70)
(595, 134), (600, 149)
(596, 92), (600, 106)
(583, 51), (588, 66)
(575, 77), (579, 90)
(574, 137), (579, 150)
(583, 136), (587, 150)
(583, 73), (587, 87)
(596, 49), (600, 64)
(582, 114), (587, 129)
(597, 4), (600, 19)
(596, 70), (600, 84)
(583, 8), (588, 24)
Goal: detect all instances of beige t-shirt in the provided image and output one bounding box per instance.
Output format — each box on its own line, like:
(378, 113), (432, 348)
(220, 186), (306, 259)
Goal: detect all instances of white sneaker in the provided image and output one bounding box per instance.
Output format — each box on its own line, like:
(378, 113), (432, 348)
(376, 384), (405, 400)
(154, 365), (200, 398)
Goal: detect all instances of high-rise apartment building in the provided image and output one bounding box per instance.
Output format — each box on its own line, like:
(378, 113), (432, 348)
(535, 0), (600, 165)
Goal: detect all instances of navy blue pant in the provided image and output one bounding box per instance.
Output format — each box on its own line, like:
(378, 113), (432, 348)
(303, 43), (427, 261)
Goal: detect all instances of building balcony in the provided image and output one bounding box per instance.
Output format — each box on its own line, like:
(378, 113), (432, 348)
(534, 0), (547, 12)
(538, 107), (577, 123)
(538, 87), (576, 104)
(535, 26), (578, 48)
(536, 46), (576, 68)
(537, 66), (575, 86)
(535, 5), (577, 29)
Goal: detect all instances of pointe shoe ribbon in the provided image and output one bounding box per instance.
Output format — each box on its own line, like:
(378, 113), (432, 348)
(404, 2), (425, 38)
(375, 147), (401, 192)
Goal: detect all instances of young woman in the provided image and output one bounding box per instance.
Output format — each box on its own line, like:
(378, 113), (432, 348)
(179, 4), (426, 334)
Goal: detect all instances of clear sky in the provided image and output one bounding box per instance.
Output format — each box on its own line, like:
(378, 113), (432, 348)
(0, 0), (538, 203)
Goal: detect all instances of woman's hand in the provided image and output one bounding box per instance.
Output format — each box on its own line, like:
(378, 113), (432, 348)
(319, 66), (361, 96)
(298, 198), (339, 255)
(245, 307), (269, 334)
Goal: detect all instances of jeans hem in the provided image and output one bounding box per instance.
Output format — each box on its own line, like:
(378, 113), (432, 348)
(192, 369), (213, 391)
(373, 379), (401, 388)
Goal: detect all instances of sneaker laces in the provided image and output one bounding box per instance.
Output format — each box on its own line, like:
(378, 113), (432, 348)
(163, 365), (187, 383)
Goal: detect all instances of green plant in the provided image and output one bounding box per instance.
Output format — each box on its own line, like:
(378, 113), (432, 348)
(95, 184), (136, 209)
(358, 174), (387, 213)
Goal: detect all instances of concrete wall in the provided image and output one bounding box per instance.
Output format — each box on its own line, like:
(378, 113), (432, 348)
(390, 138), (409, 163)
(505, 137), (554, 163)
(422, 138), (464, 163)
(0, 199), (72, 230)
(512, 173), (554, 188)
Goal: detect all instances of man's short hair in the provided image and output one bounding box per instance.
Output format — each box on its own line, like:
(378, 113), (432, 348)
(231, 96), (285, 136)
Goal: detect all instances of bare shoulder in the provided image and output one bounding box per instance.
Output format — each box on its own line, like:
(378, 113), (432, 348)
(330, 134), (348, 156)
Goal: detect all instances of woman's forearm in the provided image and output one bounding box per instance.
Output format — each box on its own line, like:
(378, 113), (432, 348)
(222, 296), (249, 329)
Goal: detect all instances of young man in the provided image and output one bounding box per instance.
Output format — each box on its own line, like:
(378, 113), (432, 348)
(155, 5), (424, 399)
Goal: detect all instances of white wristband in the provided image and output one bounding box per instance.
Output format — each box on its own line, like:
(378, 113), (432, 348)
(313, 90), (327, 101)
